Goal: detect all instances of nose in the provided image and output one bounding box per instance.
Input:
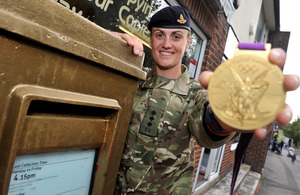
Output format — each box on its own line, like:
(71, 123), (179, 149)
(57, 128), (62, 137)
(162, 37), (172, 49)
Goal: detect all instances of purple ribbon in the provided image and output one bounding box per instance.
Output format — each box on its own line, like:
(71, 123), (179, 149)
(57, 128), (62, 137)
(230, 133), (254, 195)
(238, 42), (266, 50)
(230, 43), (263, 194)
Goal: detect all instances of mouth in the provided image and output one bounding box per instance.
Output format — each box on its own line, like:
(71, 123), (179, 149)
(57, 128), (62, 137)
(160, 51), (173, 56)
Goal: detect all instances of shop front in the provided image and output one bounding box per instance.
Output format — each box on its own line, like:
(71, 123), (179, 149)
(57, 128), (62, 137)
(55, 0), (207, 80)
(54, 0), (233, 193)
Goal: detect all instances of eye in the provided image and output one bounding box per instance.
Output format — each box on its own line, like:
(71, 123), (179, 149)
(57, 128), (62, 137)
(172, 34), (182, 40)
(155, 33), (164, 39)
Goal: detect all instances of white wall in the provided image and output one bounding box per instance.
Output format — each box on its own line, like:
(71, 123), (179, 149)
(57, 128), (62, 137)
(230, 0), (263, 42)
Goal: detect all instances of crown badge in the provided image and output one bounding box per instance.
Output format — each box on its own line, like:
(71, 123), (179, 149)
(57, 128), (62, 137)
(177, 14), (186, 24)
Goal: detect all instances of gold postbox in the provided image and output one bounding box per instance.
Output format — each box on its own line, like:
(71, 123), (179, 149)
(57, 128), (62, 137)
(0, 0), (146, 194)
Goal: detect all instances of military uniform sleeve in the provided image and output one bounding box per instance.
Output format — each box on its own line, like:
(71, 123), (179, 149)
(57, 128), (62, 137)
(188, 89), (238, 148)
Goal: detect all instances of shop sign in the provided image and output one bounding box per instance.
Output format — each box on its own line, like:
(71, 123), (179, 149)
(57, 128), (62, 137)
(188, 57), (197, 78)
(55, 0), (168, 46)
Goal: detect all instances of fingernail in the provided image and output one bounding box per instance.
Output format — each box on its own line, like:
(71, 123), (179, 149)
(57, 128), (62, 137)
(259, 128), (267, 140)
(271, 49), (284, 65)
(295, 75), (300, 87)
(272, 50), (281, 59)
(139, 52), (143, 57)
(262, 128), (267, 135)
(286, 111), (292, 122)
(134, 49), (139, 55)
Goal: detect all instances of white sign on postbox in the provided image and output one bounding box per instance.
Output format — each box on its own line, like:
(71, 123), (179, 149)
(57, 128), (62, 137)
(8, 149), (96, 195)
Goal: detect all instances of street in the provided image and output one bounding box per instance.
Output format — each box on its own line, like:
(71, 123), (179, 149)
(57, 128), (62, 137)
(256, 148), (300, 195)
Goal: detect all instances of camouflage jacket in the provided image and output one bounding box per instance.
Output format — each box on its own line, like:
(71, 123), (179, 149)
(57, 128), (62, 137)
(115, 65), (236, 194)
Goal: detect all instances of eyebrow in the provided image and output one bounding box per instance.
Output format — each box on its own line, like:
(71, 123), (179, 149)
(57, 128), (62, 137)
(153, 29), (184, 35)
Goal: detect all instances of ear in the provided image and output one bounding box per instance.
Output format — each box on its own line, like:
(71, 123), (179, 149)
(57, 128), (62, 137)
(185, 36), (192, 51)
(149, 36), (153, 48)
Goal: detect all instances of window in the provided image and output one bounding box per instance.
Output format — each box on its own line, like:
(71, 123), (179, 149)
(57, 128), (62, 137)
(192, 146), (225, 192)
(55, 0), (207, 80)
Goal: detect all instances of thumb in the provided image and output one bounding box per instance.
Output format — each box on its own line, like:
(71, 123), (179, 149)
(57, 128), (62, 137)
(199, 71), (213, 89)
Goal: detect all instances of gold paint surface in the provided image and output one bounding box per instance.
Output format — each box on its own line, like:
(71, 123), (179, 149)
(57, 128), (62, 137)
(208, 54), (285, 130)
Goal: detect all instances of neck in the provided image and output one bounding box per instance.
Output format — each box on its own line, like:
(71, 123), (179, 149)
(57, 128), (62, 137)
(155, 64), (182, 79)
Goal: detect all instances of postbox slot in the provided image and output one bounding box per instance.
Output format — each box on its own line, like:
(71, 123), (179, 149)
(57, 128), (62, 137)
(17, 115), (108, 154)
(27, 100), (115, 118)
(16, 99), (120, 155)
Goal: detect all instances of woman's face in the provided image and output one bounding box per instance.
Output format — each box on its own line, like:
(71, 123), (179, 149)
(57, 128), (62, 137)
(150, 27), (191, 74)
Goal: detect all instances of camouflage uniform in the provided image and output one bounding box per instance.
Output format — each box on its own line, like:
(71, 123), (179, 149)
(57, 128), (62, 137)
(115, 65), (236, 194)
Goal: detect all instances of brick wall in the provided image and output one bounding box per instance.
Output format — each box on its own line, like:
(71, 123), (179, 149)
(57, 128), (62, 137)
(268, 31), (290, 52)
(193, 139), (202, 178)
(219, 142), (235, 176)
(181, 0), (229, 72)
(244, 124), (273, 173)
(180, 0), (234, 180)
(193, 139), (236, 179)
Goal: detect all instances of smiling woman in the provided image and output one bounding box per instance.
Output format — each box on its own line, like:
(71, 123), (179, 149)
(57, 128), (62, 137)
(149, 28), (191, 78)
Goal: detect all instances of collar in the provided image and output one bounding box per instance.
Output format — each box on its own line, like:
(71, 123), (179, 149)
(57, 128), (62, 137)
(140, 65), (192, 96)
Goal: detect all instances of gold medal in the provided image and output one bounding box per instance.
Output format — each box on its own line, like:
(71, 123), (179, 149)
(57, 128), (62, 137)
(208, 43), (285, 130)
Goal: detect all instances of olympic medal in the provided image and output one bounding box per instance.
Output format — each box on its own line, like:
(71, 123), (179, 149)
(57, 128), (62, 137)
(208, 54), (286, 130)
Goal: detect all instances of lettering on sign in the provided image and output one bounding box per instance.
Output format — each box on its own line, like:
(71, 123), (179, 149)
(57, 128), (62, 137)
(8, 150), (95, 195)
(55, 0), (168, 45)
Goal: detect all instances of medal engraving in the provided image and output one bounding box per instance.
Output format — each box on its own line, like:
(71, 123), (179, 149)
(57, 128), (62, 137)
(208, 54), (285, 130)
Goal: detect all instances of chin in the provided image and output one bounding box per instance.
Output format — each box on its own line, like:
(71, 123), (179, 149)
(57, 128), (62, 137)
(156, 63), (177, 70)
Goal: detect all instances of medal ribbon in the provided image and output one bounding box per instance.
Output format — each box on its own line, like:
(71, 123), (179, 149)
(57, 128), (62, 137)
(230, 43), (266, 195)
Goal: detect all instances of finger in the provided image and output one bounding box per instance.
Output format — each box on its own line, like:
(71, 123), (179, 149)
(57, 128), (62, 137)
(110, 31), (121, 39)
(254, 128), (267, 140)
(112, 32), (135, 47)
(111, 32), (132, 45)
(111, 32), (143, 57)
(284, 74), (300, 92)
(269, 48), (286, 68)
(275, 104), (292, 125)
(121, 34), (135, 46)
(119, 34), (143, 57)
(199, 71), (213, 89)
(131, 36), (144, 57)
(120, 34), (142, 56)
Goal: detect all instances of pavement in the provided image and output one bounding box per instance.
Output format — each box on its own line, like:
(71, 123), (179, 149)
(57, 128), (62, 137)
(201, 164), (261, 195)
(256, 148), (300, 195)
(197, 147), (300, 195)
